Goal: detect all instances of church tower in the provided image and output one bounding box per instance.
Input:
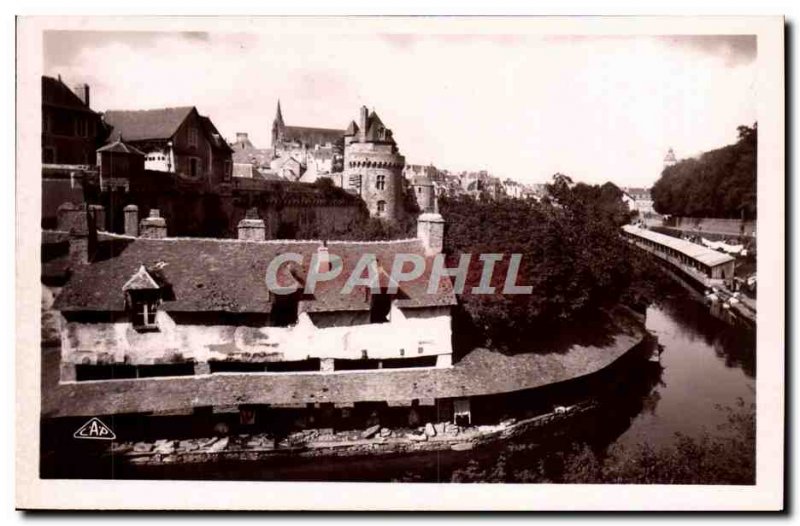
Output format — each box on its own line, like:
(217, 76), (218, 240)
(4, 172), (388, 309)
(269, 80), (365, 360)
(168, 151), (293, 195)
(271, 100), (285, 149)
(343, 106), (406, 222)
(663, 147), (677, 168)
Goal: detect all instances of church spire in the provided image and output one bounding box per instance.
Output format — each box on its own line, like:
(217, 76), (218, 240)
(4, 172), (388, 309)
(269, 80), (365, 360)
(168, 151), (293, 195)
(275, 99), (284, 127)
(272, 99), (285, 148)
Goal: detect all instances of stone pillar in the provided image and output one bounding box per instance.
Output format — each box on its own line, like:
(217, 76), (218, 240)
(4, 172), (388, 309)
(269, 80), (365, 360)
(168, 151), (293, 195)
(123, 204), (139, 236)
(57, 202), (87, 234)
(417, 212), (445, 255)
(88, 204), (105, 232)
(194, 362), (211, 376)
(140, 209), (167, 239)
(237, 208), (266, 241)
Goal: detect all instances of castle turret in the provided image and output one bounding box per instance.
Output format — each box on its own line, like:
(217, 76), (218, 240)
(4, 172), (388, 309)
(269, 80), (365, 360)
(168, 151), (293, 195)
(343, 106), (406, 221)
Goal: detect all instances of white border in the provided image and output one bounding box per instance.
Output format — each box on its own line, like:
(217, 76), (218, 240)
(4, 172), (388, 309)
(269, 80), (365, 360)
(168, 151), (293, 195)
(15, 15), (784, 511)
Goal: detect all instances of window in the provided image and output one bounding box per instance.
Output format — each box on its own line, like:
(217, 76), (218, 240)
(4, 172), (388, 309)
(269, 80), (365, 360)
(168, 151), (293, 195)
(188, 127), (198, 147)
(376, 200), (386, 216)
(223, 160), (232, 182)
(75, 118), (89, 138)
(190, 157), (200, 178)
(132, 296), (159, 329)
(376, 175), (386, 191)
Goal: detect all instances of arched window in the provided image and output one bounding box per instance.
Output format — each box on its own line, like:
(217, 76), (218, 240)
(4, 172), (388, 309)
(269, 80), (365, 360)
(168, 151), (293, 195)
(376, 200), (386, 216)
(376, 175), (386, 191)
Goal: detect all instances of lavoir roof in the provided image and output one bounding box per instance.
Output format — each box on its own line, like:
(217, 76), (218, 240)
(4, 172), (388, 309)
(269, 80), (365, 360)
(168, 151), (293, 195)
(622, 224), (735, 268)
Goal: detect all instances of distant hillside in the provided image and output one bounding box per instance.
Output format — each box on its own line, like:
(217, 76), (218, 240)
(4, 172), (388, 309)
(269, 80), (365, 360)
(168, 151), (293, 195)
(652, 124), (756, 219)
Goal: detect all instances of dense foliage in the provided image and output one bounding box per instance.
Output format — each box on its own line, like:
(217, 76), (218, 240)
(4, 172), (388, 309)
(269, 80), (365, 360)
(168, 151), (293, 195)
(440, 174), (658, 351)
(652, 124), (757, 219)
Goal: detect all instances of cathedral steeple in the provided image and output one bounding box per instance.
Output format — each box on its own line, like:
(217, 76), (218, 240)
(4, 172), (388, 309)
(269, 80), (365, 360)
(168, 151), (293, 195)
(272, 100), (285, 148)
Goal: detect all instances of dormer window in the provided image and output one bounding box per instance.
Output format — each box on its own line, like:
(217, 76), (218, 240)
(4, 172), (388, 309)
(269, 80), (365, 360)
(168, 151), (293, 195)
(131, 293), (159, 329)
(123, 265), (167, 332)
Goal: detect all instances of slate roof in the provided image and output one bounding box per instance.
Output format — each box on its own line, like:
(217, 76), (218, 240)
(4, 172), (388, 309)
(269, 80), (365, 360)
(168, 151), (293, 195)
(102, 107), (195, 142)
(53, 235), (457, 314)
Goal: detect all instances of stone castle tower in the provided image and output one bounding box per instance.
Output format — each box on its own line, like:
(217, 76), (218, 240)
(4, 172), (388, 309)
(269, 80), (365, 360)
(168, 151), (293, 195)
(343, 106), (406, 221)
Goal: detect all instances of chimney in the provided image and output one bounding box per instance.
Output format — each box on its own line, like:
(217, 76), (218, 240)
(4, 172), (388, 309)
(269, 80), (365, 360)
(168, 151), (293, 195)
(417, 211), (445, 256)
(57, 202), (99, 265)
(237, 207), (266, 241)
(359, 105), (369, 141)
(88, 204), (106, 232)
(123, 204), (139, 236)
(72, 83), (90, 107)
(139, 209), (167, 239)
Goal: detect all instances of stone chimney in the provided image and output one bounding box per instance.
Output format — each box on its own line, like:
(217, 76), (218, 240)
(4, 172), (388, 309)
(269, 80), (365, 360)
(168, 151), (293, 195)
(72, 83), (90, 107)
(140, 209), (167, 239)
(237, 208), (266, 241)
(57, 202), (100, 264)
(417, 212), (445, 256)
(359, 105), (369, 142)
(124, 204), (139, 236)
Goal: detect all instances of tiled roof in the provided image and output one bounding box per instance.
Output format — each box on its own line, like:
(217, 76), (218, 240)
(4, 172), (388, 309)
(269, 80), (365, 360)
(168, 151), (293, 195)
(103, 107), (195, 142)
(53, 236), (456, 314)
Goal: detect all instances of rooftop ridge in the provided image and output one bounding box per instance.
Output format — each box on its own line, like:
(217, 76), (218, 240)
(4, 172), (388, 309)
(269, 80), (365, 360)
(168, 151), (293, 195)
(95, 231), (421, 246)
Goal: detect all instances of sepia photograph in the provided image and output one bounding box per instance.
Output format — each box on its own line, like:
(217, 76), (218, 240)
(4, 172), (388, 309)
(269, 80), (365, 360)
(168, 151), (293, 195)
(15, 15), (785, 511)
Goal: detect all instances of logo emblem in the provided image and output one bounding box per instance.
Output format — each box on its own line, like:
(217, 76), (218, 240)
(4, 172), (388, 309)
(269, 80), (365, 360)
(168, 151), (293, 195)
(74, 418), (116, 440)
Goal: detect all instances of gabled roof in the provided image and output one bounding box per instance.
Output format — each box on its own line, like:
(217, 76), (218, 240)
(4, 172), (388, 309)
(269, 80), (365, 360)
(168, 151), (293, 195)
(41, 76), (97, 114)
(344, 120), (359, 136)
(53, 235), (457, 314)
(103, 106), (195, 142)
(122, 265), (160, 290)
(198, 116), (233, 153)
(96, 136), (145, 156)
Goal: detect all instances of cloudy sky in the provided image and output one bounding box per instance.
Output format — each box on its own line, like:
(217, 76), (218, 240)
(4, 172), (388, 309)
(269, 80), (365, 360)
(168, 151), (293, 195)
(44, 31), (756, 187)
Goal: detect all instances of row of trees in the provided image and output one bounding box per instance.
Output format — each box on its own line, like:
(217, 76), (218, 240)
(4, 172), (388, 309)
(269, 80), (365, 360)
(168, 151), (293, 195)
(439, 174), (660, 351)
(651, 124), (757, 219)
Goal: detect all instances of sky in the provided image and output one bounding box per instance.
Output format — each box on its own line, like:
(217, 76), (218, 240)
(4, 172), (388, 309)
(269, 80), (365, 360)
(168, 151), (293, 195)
(44, 31), (756, 187)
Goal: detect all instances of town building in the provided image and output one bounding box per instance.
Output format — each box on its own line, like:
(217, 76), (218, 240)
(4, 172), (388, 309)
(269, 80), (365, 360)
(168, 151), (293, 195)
(270, 101), (344, 181)
(102, 106), (234, 190)
(229, 132), (274, 170)
(663, 147), (678, 168)
(409, 174), (436, 213)
(343, 106), (407, 220)
(51, 204), (453, 383)
(42, 75), (106, 166)
(622, 187), (655, 215)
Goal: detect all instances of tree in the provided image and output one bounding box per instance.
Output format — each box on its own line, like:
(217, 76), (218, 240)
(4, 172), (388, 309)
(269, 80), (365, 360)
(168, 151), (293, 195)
(652, 124), (757, 219)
